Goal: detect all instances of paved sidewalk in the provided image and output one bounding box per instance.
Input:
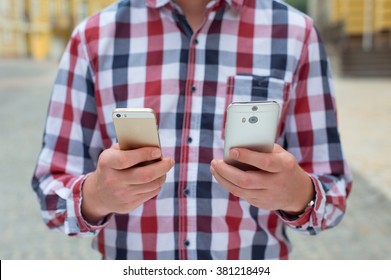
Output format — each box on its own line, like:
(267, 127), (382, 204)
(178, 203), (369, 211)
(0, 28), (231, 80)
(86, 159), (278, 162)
(0, 58), (390, 260)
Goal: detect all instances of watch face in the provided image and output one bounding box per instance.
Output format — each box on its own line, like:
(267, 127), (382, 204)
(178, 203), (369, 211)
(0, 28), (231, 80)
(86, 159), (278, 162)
(307, 199), (315, 207)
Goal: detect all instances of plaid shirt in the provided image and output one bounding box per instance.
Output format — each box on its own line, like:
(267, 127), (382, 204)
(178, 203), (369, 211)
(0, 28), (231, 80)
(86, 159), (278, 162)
(32, 0), (352, 260)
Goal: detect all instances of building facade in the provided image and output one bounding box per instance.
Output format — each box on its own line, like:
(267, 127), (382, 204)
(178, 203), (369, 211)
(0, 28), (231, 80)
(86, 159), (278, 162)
(0, 0), (114, 59)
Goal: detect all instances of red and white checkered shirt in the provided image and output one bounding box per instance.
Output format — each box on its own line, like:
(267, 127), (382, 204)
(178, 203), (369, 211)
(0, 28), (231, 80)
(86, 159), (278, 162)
(32, 0), (353, 260)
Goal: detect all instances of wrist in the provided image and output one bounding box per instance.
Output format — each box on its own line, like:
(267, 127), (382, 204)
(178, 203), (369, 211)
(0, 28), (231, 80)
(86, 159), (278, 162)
(281, 197), (315, 219)
(81, 173), (110, 224)
(282, 168), (315, 216)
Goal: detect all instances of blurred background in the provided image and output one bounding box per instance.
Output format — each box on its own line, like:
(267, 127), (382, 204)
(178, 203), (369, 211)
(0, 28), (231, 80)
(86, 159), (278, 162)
(0, 0), (390, 260)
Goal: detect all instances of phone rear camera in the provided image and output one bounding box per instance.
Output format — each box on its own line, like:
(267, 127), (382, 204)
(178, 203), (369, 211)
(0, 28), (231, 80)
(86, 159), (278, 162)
(252, 106), (258, 111)
(116, 113), (121, 118)
(249, 116), (258, 124)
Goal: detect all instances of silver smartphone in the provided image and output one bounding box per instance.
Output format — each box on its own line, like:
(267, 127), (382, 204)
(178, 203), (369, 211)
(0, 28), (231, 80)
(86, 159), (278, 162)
(112, 108), (162, 164)
(224, 101), (280, 170)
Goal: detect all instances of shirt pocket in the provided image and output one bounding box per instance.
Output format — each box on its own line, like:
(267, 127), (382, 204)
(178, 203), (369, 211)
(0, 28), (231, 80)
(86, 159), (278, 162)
(222, 74), (290, 139)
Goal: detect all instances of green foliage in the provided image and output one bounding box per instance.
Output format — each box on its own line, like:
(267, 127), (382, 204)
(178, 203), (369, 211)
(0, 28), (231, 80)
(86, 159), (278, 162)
(283, 0), (307, 13)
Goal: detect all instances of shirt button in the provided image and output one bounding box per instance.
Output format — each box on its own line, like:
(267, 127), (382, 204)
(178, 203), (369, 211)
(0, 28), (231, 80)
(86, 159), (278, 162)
(184, 240), (190, 247)
(194, 38), (199, 45)
(190, 85), (196, 93)
(183, 189), (190, 196)
(187, 137), (193, 144)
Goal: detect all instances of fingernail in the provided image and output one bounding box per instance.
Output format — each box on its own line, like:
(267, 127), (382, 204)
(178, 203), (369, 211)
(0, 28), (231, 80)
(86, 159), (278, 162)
(231, 149), (239, 159)
(211, 159), (217, 169)
(152, 149), (162, 159)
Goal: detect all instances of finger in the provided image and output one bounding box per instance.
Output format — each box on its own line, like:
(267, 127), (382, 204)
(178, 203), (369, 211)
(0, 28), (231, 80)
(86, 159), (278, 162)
(211, 168), (263, 200)
(229, 145), (284, 173)
(126, 175), (167, 195)
(116, 187), (162, 214)
(134, 187), (162, 202)
(210, 163), (245, 198)
(120, 158), (174, 185)
(101, 146), (163, 170)
(211, 159), (247, 188)
(211, 160), (267, 195)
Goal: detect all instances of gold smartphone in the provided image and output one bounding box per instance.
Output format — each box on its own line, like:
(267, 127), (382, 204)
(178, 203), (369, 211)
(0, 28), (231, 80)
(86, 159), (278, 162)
(224, 101), (280, 170)
(112, 108), (162, 164)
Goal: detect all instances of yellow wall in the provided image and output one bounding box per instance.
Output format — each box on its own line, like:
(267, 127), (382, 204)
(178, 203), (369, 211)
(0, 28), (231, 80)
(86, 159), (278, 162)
(331, 0), (391, 35)
(0, 0), (28, 57)
(374, 0), (391, 30)
(0, 0), (115, 59)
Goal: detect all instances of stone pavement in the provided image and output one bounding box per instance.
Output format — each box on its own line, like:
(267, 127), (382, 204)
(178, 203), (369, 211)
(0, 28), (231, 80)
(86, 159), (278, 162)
(0, 58), (390, 260)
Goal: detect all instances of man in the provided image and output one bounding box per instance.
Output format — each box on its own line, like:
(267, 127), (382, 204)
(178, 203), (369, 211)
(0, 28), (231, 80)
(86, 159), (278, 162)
(32, 0), (352, 260)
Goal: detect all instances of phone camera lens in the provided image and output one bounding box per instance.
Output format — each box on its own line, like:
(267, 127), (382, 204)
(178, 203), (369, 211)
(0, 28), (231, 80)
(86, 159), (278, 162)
(252, 106), (258, 111)
(249, 116), (258, 124)
(116, 113), (121, 118)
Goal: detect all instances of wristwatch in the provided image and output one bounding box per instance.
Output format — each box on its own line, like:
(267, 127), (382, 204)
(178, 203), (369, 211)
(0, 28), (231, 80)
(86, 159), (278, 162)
(278, 198), (315, 221)
(298, 198), (315, 217)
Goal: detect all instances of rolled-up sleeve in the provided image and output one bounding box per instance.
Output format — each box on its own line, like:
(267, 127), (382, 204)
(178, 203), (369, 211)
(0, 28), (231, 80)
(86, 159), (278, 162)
(278, 19), (353, 234)
(31, 24), (106, 237)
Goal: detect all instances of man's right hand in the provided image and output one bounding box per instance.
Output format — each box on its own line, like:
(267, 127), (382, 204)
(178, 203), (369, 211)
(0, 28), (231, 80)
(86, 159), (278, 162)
(81, 144), (175, 224)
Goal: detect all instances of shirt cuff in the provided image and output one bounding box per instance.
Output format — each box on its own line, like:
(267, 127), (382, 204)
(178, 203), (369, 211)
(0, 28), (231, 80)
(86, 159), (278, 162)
(71, 174), (111, 234)
(277, 174), (323, 229)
